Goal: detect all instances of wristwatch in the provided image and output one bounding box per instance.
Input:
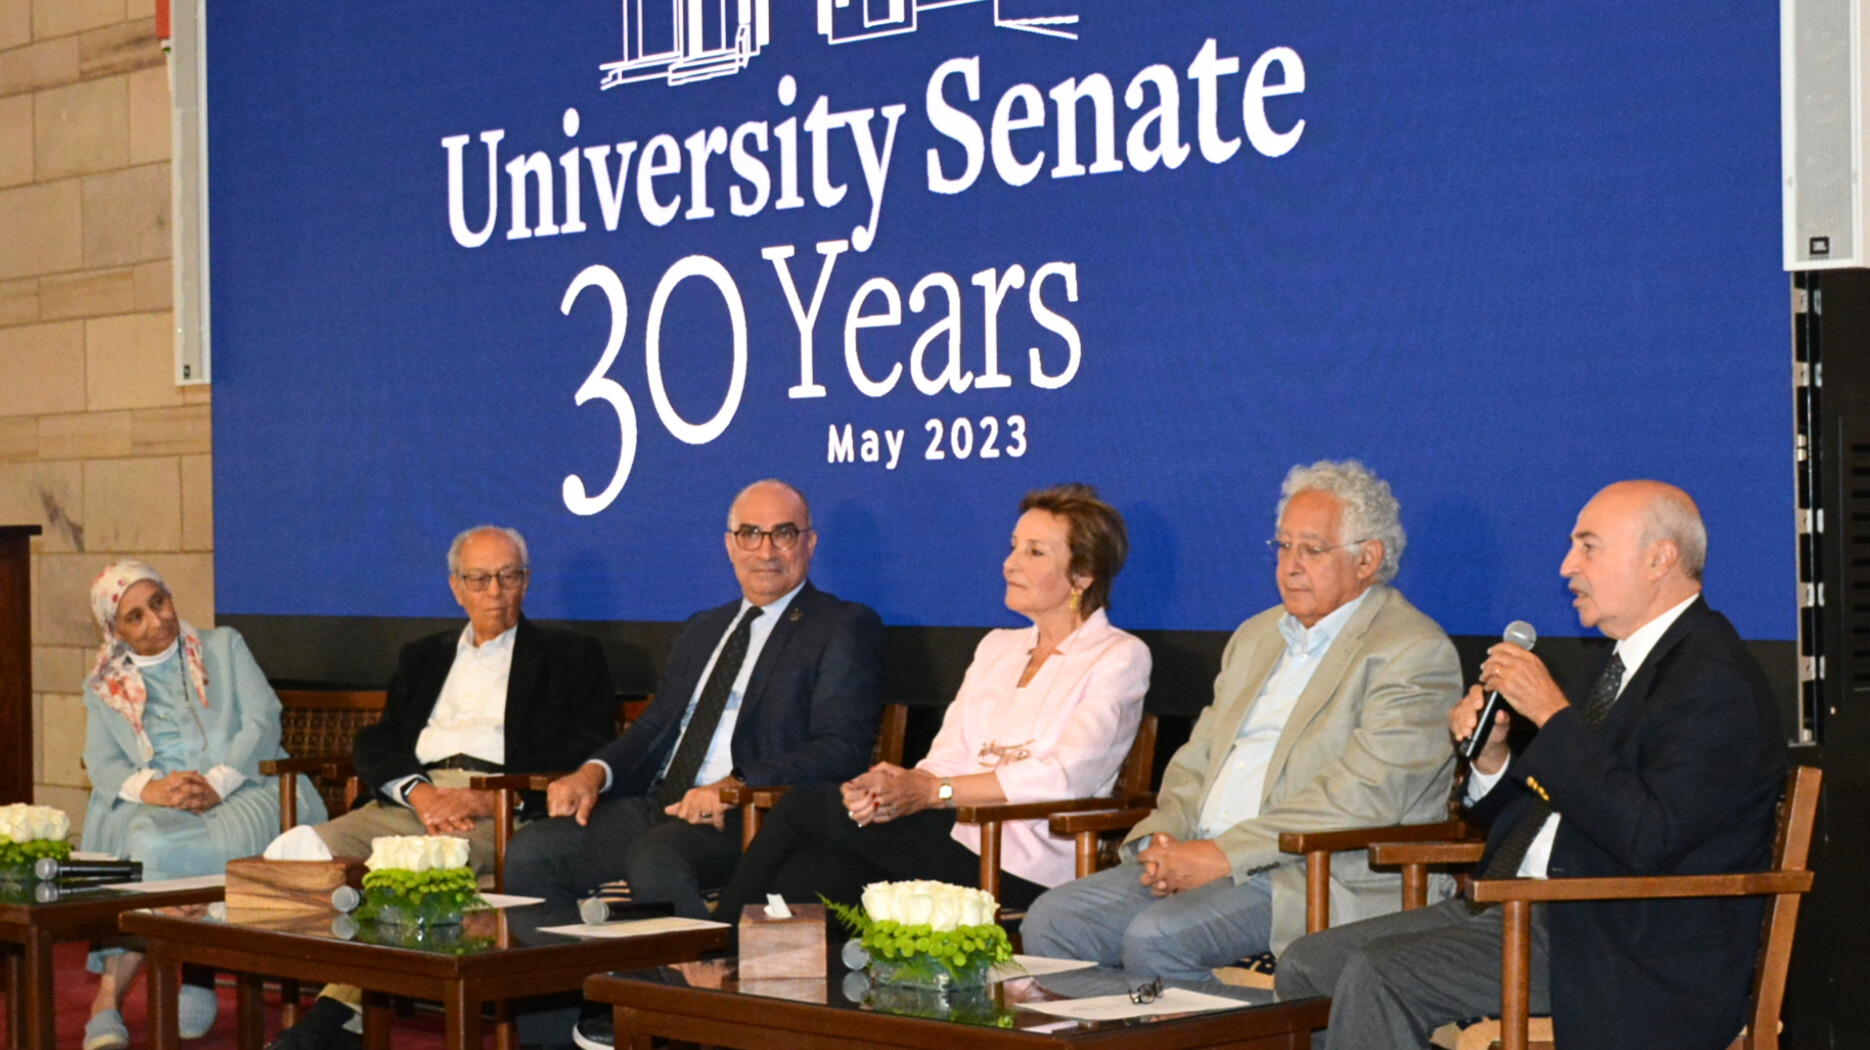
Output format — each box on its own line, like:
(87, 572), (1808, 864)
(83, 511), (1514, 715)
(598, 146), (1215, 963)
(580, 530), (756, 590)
(938, 778), (955, 808)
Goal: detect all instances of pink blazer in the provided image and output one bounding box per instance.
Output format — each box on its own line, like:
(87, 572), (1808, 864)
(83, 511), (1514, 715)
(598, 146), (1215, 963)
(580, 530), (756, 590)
(918, 608), (1151, 888)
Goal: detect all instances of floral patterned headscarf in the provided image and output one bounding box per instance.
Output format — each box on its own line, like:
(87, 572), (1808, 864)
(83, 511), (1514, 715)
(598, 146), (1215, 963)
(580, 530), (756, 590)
(85, 561), (209, 762)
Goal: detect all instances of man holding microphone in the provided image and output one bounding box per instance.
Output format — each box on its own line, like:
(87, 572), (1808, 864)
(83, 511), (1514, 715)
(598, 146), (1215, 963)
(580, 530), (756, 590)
(1276, 480), (1786, 1050)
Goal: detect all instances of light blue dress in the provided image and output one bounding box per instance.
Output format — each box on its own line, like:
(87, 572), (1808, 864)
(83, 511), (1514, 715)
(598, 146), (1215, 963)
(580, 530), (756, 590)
(81, 627), (325, 880)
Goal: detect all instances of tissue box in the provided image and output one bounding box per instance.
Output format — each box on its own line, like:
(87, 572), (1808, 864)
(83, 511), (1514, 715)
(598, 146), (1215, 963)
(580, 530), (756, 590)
(738, 902), (825, 979)
(224, 856), (367, 911)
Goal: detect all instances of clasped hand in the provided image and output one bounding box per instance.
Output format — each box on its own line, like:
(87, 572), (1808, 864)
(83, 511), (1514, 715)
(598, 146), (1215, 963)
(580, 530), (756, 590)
(1136, 832), (1230, 897)
(141, 770), (220, 813)
(407, 782), (495, 834)
(841, 763), (935, 826)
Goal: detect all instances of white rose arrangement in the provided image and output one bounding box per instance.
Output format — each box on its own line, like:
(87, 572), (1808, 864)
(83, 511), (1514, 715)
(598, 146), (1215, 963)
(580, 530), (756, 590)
(829, 880), (1011, 985)
(364, 835), (472, 872)
(860, 880), (999, 931)
(355, 835), (482, 926)
(0, 805), (72, 873)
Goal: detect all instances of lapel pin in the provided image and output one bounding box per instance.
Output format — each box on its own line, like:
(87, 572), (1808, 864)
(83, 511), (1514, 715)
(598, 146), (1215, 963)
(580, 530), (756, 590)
(789, 607), (804, 622)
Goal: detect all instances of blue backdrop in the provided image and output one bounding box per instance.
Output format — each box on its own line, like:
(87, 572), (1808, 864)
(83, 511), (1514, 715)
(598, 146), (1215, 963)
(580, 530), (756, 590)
(209, 0), (1791, 640)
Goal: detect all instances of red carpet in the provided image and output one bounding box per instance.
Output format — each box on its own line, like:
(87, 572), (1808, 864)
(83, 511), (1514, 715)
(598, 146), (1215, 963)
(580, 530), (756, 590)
(0, 943), (460, 1050)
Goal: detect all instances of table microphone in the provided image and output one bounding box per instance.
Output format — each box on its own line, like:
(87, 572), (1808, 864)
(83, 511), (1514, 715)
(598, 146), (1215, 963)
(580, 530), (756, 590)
(1459, 620), (1538, 763)
(34, 858), (142, 882)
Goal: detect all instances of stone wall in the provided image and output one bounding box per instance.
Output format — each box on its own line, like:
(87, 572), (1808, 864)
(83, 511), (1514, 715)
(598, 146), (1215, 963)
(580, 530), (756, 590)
(0, 0), (207, 827)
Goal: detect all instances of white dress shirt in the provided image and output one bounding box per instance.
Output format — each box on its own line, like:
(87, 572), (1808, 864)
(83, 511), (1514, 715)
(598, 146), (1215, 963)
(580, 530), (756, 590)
(1195, 589), (1370, 839)
(383, 623), (515, 805)
(589, 580), (805, 792)
(1467, 591), (1700, 877)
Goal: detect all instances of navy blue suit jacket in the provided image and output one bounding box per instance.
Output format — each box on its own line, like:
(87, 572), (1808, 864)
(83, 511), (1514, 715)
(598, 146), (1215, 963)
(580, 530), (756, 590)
(1467, 598), (1785, 1050)
(591, 581), (885, 798)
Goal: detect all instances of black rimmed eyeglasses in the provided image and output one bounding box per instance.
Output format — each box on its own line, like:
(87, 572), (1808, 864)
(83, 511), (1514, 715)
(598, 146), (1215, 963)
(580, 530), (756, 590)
(732, 523), (810, 551)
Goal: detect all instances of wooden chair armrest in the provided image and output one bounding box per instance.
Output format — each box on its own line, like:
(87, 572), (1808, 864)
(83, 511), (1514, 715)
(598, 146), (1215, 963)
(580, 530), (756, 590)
(1279, 820), (1476, 855)
(469, 773), (565, 792)
(750, 786), (792, 808)
(1048, 806), (1155, 836)
(1369, 840), (1487, 867)
(717, 783), (756, 807)
(1468, 870), (1813, 904)
(261, 756), (351, 776)
(954, 796), (1140, 824)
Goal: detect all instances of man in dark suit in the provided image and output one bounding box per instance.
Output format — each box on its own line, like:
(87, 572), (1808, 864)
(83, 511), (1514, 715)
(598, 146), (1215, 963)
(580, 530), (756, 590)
(1276, 480), (1786, 1050)
(504, 478), (885, 924)
(268, 525), (616, 1050)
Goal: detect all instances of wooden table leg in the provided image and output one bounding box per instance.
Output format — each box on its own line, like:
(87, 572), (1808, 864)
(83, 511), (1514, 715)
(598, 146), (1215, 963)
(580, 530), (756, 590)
(5, 942), (25, 1050)
(361, 992), (393, 1050)
(280, 979), (301, 1028)
(237, 972), (266, 1050)
(1500, 899), (1531, 1050)
(493, 999), (517, 1050)
(443, 984), (480, 1050)
(20, 928), (55, 1050)
(147, 942), (181, 1050)
(614, 1005), (649, 1050)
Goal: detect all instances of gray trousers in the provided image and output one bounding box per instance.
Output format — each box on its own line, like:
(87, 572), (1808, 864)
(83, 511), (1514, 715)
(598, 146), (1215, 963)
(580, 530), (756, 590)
(1274, 897), (1552, 1050)
(1020, 862), (1275, 983)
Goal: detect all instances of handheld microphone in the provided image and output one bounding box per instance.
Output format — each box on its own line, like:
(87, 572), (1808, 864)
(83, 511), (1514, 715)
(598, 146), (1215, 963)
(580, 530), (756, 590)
(1459, 620), (1538, 762)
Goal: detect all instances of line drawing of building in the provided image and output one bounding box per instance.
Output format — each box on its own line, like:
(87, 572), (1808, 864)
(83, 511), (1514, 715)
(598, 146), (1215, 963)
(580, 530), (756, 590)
(598, 0), (1077, 90)
(600, 0), (773, 89)
(818, 0), (1078, 45)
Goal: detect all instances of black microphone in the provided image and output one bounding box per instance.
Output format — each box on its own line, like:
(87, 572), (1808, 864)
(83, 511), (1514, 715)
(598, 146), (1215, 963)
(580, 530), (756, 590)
(34, 858), (142, 882)
(1459, 620), (1538, 762)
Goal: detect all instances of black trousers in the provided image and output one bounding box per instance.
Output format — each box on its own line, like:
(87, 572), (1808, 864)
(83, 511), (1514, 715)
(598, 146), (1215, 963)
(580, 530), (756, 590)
(503, 794), (742, 921)
(714, 780), (1045, 923)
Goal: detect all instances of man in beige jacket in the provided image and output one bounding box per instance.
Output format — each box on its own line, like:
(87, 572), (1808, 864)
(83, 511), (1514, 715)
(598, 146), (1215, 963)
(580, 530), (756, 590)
(1022, 460), (1462, 981)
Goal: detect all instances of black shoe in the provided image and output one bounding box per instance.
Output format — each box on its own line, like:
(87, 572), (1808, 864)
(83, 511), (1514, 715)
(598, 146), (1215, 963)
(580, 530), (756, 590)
(266, 999), (362, 1050)
(570, 1015), (613, 1050)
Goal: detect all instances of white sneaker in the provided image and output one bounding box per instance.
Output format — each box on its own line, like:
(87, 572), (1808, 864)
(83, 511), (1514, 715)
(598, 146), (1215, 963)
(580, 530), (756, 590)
(178, 984), (219, 1039)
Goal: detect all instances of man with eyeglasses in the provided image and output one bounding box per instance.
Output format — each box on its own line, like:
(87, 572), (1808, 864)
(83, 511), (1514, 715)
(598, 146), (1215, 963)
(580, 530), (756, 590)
(1022, 460), (1461, 985)
(267, 525), (615, 1050)
(505, 477), (884, 939)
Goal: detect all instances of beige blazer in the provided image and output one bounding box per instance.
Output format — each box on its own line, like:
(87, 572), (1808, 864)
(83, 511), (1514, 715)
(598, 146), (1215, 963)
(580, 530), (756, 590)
(1125, 584), (1461, 954)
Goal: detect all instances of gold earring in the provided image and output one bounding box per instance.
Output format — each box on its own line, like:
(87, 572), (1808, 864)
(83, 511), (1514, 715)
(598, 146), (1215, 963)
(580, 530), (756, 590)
(1068, 589), (1082, 611)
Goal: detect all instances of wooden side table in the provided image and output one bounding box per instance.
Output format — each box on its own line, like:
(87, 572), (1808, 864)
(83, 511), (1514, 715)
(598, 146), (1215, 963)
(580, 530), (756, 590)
(1, 882), (224, 1050)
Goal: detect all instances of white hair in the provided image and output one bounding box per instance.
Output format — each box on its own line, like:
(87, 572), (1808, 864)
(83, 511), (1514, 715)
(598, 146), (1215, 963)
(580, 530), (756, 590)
(447, 525), (529, 574)
(1641, 487), (1708, 582)
(1276, 460), (1406, 583)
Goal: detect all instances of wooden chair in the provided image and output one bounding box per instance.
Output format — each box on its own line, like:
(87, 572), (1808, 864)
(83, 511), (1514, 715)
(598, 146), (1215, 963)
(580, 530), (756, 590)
(261, 689), (389, 832)
(1046, 776), (1476, 933)
(718, 702), (911, 849)
(951, 713), (1159, 902)
(1367, 765), (1821, 1050)
(471, 701), (907, 891)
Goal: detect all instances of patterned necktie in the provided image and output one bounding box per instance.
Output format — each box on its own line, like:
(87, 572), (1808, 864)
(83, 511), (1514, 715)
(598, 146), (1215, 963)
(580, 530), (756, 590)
(1477, 651), (1626, 881)
(655, 605), (763, 807)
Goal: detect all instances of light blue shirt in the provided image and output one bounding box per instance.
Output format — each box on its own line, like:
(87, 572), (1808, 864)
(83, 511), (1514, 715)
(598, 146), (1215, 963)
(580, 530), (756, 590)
(1195, 589), (1371, 839)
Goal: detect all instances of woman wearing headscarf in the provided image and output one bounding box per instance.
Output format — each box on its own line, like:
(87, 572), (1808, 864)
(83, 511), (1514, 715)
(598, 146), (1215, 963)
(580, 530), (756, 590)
(713, 483), (1151, 918)
(79, 560), (325, 1050)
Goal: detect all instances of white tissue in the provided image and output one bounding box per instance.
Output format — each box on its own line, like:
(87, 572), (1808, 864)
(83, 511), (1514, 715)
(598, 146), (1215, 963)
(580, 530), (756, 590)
(262, 824), (335, 861)
(764, 893), (793, 919)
